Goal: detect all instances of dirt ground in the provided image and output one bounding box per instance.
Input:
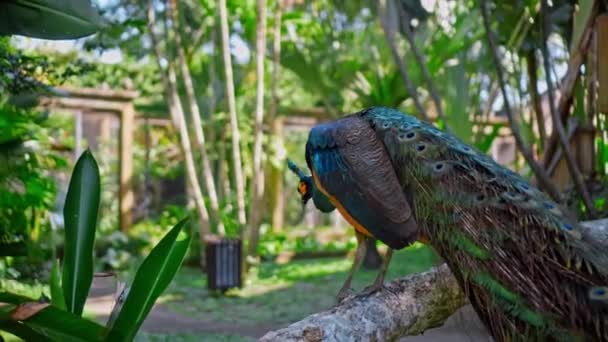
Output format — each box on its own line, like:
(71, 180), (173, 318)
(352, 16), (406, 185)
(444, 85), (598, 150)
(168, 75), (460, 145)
(86, 276), (492, 341)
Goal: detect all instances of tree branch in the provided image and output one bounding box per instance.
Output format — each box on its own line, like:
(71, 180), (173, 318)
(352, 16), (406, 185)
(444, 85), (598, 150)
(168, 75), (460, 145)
(259, 219), (608, 341)
(540, 2), (598, 168)
(378, 0), (429, 122)
(396, 1), (448, 129)
(480, 0), (562, 202)
(539, 0), (596, 217)
(259, 264), (465, 342)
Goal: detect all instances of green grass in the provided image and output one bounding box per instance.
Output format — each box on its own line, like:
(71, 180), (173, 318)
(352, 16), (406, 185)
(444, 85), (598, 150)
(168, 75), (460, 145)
(160, 243), (439, 326)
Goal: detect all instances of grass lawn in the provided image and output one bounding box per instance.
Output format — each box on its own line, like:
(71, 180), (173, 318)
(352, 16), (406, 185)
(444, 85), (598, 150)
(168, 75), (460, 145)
(159, 242), (440, 326)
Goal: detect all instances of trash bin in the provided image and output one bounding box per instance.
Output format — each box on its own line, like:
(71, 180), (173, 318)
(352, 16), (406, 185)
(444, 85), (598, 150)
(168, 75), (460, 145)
(205, 236), (242, 292)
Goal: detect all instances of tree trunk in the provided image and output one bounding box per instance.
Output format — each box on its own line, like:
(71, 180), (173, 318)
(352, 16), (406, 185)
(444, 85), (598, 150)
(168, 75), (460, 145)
(268, 118), (286, 232)
(395, 0), (447, 128)
(268, 0), (285, 232)
(219, 0), (247, 227)
(146, 0), (211, 266)
(525, 50), (547, 152)
(247, 0), (268, 259)
(260, 218), (608, 340)
(378, 0), (428, 121)
(171, 1), (225, 235)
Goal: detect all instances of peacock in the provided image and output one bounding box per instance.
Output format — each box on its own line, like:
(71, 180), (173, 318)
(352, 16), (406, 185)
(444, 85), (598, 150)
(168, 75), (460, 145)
(287, 106), (608, 341)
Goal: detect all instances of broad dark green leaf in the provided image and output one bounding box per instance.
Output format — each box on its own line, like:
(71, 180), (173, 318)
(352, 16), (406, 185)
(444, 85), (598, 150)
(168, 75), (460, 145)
(105, 218), (191, 341)
(62, 149), (100, 316)
(0, 319), (51, 342)
(0, 0), (104, 40)
(16, 305), (105, 341)
(0, 292), (37, 304)
(50, 259), (66, 310)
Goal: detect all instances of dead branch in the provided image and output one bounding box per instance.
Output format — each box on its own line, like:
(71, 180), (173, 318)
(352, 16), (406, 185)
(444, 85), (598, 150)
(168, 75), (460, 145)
(259, 264), (464, 342)
(259, 219), (608, 342)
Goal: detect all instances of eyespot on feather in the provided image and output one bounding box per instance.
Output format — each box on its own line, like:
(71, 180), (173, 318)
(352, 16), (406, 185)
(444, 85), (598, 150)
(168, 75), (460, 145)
(589, 286), (608, 301)
(560, 222), (582, 239)
(398, 131), (417, 142)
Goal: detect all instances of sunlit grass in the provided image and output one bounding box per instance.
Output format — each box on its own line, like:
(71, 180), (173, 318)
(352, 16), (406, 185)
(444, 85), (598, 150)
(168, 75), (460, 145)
(160, 243), (439, 325)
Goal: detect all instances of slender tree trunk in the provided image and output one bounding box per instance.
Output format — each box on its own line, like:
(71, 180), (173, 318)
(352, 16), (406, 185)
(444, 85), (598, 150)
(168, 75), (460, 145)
(171, 2), (225, 235)
(247, 0), (268, 259)
(378, 0), (428, 121)
(147, 0), (212, 265)
(525, 50), (547, 151)
(268, 0), (285, 232)
(219, 0), (247, 227)
(395, 0), (447, 128)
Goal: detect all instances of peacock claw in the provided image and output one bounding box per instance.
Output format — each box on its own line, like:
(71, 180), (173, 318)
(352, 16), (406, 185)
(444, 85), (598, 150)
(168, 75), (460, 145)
(336, 287), (355, 303)
(359, 282), (387, 298)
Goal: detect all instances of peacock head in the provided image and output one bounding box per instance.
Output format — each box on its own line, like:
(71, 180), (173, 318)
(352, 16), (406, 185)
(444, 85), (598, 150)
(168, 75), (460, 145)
(287, 158), (335, 213)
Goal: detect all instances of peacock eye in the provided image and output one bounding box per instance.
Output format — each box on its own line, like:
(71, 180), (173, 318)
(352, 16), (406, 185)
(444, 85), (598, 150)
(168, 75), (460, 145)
(434, 162), (444, 171)
(562, 223), (573, 231)
(406, 132), (415, 139)
(415, 143), (426, 152)
(544, 202), (555, 209)
(382, 122), (390, 129)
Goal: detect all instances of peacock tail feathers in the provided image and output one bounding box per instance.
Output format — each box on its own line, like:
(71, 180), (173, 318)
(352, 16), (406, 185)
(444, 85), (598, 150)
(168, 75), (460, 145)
(356, 106), (608, 341)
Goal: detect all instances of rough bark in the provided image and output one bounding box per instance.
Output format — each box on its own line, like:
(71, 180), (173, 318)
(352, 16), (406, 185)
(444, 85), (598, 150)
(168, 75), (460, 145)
(259, 264), (464, 342)
(146, 0), (212, 244)
(171, 1), (225, 235)
(259, 218), (608, 341)
(219, 0), (247, 227)
(247, 0), (267, 258)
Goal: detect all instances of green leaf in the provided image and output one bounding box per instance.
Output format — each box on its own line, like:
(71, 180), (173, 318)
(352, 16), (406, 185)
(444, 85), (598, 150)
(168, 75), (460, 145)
(0, 319), (51, 342)
(474, 124), (502, 153)
(0, 0), (104, 40)
(62, 149), (100, 316)
(105, 218), (191, 341)
(0, 292), (37, 305)
(13, 305), (105, 341)
(50, 259), (66, 310)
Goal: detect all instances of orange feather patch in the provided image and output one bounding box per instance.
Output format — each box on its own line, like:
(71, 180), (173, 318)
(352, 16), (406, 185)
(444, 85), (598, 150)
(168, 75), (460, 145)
(311, 168), (373, 238)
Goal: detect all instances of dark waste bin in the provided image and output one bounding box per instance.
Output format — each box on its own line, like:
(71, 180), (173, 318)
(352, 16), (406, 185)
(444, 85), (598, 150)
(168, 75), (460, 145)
(205, 236), (242, 292)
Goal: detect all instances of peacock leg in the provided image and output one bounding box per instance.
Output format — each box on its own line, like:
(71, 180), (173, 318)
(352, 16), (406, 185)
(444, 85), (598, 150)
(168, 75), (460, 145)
(360, 247), (393, 296)
(336, 231), (367, 303)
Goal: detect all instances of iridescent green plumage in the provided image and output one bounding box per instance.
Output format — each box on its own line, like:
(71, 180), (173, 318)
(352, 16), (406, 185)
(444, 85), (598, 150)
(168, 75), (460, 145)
(300, 106), (608, 341)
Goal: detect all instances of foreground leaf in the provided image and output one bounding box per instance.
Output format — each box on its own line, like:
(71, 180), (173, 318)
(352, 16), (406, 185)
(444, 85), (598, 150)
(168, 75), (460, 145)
(50, 260), (66, 310)
(0, 0), (104, 39)
(105, 218), (191, 341)
(0, 292), (37, 305)
(11, 304), (105, 341)
(62, 149), (100, 316)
